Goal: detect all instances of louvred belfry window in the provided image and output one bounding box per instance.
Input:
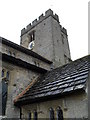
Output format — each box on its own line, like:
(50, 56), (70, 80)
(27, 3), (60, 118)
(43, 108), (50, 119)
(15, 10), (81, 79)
(29, 31), (35, 42)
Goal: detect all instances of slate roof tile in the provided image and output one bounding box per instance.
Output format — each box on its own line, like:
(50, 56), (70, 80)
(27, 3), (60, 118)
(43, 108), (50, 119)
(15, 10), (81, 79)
(14, 55), (90, 106)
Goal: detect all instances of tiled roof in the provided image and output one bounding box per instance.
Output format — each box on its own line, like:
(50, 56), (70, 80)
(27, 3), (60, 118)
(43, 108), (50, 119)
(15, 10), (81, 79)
(14, 55), (90, 106)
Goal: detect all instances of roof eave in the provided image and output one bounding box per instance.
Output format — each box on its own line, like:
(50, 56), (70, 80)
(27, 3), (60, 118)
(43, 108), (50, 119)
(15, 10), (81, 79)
(1, 52), (48, 74)
(14, 88), (85, 107)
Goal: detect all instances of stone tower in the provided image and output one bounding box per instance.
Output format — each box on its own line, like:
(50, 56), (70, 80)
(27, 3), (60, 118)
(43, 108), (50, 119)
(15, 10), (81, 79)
(20, 9), (71, 68)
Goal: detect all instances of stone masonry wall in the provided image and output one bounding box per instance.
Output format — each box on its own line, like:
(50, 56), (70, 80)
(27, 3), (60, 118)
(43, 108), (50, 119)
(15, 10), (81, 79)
(1, 43), (51, 71)
(51, 18), (71, 67)
(2, 61), (41, 118)
(22, 92), (88, 119)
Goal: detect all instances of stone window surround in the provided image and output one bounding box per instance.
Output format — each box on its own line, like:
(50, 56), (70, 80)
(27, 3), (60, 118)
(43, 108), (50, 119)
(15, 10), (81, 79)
(1, 68), (10, 81)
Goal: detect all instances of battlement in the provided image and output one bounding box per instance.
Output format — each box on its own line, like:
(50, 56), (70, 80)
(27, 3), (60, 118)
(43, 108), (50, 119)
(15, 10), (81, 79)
(60, 25), (67, 35)
(21, 9), (59, 36)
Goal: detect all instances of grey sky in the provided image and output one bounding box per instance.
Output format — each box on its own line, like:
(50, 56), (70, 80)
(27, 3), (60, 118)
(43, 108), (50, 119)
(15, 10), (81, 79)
(0, 0), (89, 60)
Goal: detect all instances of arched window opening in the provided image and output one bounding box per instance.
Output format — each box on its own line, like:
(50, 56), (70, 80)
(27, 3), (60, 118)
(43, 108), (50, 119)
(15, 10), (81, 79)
(34, 110), (37, 120)
(30, 31), (35, 42)
(57, 106), (63, 120)
(28, 112), (31, 120)
(49, 107), (54, 120)
(6, 71), (9, 80)
(2, 69), (5, 77)
(2, 80), (8, 115)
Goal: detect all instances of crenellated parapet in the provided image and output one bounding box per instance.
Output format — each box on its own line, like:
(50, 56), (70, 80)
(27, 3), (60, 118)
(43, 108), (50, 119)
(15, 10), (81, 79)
(60, 25), (67, 35)
(21, 9), (59, 36)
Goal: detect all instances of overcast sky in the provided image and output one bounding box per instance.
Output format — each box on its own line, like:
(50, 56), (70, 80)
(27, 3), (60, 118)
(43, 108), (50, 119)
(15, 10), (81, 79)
(0, 0), (89, 60)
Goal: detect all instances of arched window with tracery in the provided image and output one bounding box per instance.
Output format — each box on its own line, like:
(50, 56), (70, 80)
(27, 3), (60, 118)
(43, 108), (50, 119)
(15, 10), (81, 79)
(2, 80), (8, 115)
(49, 107), (54, 120)
(34, 110), (37, 120)
(6, 71), (9, 80)
(57, 106), (63, 120)
(28, 112), (31, 120)
(2, 69), (5, 77)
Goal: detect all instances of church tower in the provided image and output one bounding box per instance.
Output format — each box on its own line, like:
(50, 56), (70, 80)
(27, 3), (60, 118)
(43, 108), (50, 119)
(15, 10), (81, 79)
(20, 9), (71, 68)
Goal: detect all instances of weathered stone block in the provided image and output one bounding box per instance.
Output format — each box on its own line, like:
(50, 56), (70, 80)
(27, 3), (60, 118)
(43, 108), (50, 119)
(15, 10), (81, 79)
(45, 9), (53, 16)
(39, 14), (44, 20)
(32, 19), (37, 25)
(21, 28), (25, 35)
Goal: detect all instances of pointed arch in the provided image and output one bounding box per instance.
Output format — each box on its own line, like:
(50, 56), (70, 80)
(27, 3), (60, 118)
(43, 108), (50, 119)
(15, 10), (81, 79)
(57, 106), (63, 120)
(49, 107), (54, 120)
(2, 69), (5, 77)
(34, 110), (38, 120)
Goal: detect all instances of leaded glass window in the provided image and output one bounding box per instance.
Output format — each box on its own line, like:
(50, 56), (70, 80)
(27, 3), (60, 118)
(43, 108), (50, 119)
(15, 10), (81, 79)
(57, 106), (63, 120)
(49, 107), (54, 120)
